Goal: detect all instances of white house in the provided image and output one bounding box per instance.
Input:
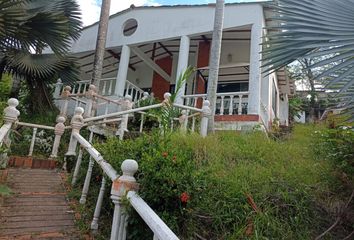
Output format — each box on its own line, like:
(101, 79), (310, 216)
(53, 1), (294, 131)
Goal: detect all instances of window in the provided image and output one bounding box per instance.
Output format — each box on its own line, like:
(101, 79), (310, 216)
(122, 19), (138, 36)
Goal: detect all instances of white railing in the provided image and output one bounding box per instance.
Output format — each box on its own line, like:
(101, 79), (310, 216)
(1, 94), (211, 239)
(183, 91), (249, 115)
(54, 78), (145, 99)
(66, 103), (189, 239)
(0, 99), (67, 161)
(124, 80), (146, 102)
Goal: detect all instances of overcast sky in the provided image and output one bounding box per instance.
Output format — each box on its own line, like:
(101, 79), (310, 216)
(77, 0), (265, 26)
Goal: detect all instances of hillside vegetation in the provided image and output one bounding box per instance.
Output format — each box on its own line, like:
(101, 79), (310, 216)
(70, 124), (353, 239)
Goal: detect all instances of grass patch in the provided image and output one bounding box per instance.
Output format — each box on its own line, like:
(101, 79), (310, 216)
(0, 184), (12, 196)
(70, 124), (352, 239)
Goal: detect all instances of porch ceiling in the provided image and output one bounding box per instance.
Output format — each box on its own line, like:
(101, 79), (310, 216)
(75, 27), (252, 80)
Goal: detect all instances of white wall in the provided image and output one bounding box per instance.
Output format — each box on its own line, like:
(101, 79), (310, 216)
(51, 4), (264, 54)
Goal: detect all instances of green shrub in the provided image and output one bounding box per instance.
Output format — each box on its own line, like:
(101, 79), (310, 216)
(72, 125), (348, 239)
(314, 126), (354, 178)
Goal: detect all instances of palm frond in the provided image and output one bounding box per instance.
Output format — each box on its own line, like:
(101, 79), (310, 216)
(2, 50), (79, 84)
(262, 0), (354, 118)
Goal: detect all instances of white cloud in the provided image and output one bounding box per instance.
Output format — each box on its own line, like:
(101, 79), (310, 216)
(78, 0), (161, 26)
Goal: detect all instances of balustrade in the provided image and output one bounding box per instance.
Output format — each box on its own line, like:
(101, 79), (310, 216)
(0, 91), (212, 239)
(182, 91), (249, 116)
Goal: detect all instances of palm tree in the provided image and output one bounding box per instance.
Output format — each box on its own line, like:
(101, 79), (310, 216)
(91, 0), (111, 86)
(262, 0), (354, 120)
(0, 0), (82, 113)
(206, 0), (225, 132)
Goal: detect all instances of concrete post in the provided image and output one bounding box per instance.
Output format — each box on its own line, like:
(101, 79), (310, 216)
(3, 98), (20, 125)
(115, 45), (131, 97)
(50, 116), (66, 159)
(179, 110), (188, 133)
(66, 107), (84, 156)
(85, 84), (98, 118)
(117, 95), (133, 140)
(247, 23), (262, 115)
(54, 79), (63, 98)
(175, 36), (190, 104)
(200, 100), (211, 137)
(1, 98), (20, 145)
(110, 159), (139, 240)
(60, 86), (72, 118)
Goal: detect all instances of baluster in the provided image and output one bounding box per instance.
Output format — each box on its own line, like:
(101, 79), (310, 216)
(72, 85), (76, 95)
(228, 95), (234, 115)
(79, 131), (94, 204)
(83, 83), (88, 94)
(185, 97), (191, 107)
(72, 146), (83, 186)
(60, 86), (71, 118)
(200, 100), (211, 137)
(50, 116), (65, 159)
(238, 95), (243, 115)
(191, 117), (196, 132)
(126, 83), (131, 96)
(139, 113), (145, 133)
(91, 176), (106, 231)
(108, 79), (113, 95)
(78, 83), (82, 94)
(117, 95), (133, 140)
(103, 81), (107, 95)
(54, 79), (63, 98)
(179, 110), (188, 133)
(84, 85), (97, 118)
(110, 160), (139, 240)
(28, 127), (38, 157)
(220, 96), (225, 115)
(170, 119), (174, 132)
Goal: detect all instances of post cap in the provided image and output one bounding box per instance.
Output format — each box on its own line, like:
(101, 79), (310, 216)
(125, 95), (133, 101)
(120, 159), (138, 182)
(57, 116), (66, 123)
(163, 92), (171, 100)
(7, 98), (19, 108)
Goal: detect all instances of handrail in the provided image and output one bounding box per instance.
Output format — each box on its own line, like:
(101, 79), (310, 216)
(17, 122), (55, 130)
(172, 103), (203, 113)
(182, 91), (250, 98)
(73, 132), (118, 181)
(127, 191), (179, 240)
(84, 103), (164, 123)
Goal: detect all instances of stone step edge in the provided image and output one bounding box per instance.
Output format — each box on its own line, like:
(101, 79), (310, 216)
(7, 156), (58, 170)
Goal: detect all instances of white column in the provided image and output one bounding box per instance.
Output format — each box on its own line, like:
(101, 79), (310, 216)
(175, 36), (190, 104)
(247, 23), (262, 115)
(115, 45), (130, 97)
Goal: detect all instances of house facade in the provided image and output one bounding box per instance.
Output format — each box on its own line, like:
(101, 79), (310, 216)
(53, 2), (293, 130)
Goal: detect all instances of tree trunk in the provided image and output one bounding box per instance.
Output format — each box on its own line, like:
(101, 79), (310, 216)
(206, 0), (225, 133)
(10, 76), (21, 98)
(27, 78), (55, 114)
(304, 59), (317, 122)
(91, 0), (111, 86)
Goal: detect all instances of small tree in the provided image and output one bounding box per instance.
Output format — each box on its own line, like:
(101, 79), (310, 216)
(0, 0), (82, 113)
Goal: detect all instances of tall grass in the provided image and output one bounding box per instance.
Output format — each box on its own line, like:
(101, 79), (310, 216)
(70, 125), (349, 239)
